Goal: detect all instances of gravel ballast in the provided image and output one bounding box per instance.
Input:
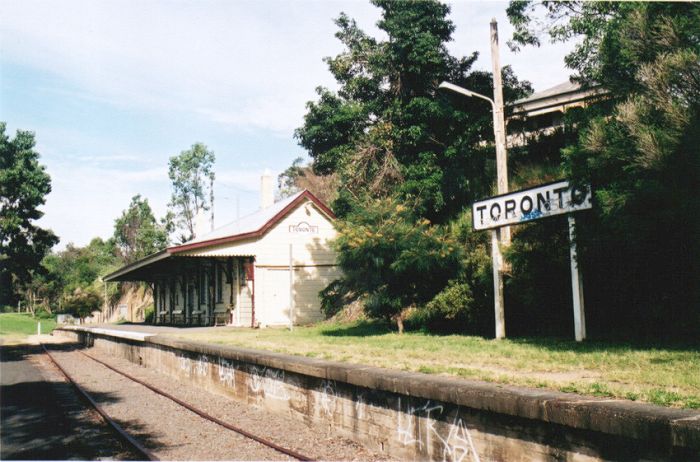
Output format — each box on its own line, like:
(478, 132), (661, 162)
(44, 343), (387, 461)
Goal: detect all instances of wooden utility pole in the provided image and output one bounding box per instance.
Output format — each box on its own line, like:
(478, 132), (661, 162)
(490, 18), (510, 244)
(490, 18), (509, 339)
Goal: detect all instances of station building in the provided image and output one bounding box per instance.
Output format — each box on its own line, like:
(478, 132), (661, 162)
(104, 184), (340, 327)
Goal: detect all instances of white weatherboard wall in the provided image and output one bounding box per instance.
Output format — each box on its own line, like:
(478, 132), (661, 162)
(179, 200), (340, 325)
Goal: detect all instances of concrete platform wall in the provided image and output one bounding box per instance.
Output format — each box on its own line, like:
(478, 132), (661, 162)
(56, 328), (700, 461)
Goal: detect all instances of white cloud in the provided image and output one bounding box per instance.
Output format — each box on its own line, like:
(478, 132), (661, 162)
(2, 1), (573, 137)
(37, 161), (274, 248)
(5, 0), (578, 249)
(0, 0), (382, 132)
(36, 163), (168, 247)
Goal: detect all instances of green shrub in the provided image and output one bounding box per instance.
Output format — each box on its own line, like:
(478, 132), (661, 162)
(144, 305), (155, 323)
(62, 288), (102, 320)
(35, 309), (55, 320)
(411, 280), (484, 333)
(333, 196), (463, 332)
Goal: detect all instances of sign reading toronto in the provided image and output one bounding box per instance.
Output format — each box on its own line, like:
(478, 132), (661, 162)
(472, 180), (592, 231)
(289, 221), (319, 234)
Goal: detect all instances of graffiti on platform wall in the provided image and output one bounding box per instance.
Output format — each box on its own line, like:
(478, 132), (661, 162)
(248, 365), (290, 401)
(396, 398), (444, 448)
(439, 416), (480, 462)
(194, 355), (210, 377)
(218, 358), (236, 389)
(178, 355), (191, 376)
(318, 380), (338, 416)
(355, 392), (367, 419)
(396, 398), (479, 462)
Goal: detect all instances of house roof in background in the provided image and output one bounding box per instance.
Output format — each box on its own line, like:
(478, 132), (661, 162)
(512, 81), (582, 106)
(509, 81), (607, 117)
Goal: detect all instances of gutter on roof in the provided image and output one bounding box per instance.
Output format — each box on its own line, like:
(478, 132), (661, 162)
(168, 190), (335, 254)
(103, 250), (170, 282)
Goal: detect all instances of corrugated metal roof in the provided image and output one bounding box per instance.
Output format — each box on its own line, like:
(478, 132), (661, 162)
(180, 190), (305, 247)
(168, 189), (335, 254)
(103, 189), (336, 281)
(508, 80), (607, 118)
(103, 250), (170, 282)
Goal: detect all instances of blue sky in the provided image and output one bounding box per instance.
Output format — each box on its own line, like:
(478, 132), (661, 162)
(0, 0), (575, 249)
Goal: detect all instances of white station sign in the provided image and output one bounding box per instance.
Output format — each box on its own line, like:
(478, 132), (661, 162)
(472, 180), (592, 231)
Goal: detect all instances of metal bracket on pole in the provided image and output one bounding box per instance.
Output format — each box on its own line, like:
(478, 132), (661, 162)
(568, 215), (586, 341)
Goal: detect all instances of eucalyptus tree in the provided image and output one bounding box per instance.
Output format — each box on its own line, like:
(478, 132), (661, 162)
(167, 143), (215, 243)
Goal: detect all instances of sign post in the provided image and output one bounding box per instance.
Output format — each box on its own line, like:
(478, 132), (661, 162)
(568, 216), (586, 341)
(472, 180), (592, 341)
(491, 229), (505, 339)
(289, 243), (294, 331)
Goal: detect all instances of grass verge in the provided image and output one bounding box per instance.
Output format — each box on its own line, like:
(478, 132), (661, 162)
(170, 320), (700, 409)
(0, 312), (57, 343)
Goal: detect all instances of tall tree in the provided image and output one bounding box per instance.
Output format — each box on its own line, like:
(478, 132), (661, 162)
(113, 194), (168, 263)
(296, 0), (531, 330)
(0, 123), (58, 305)
(507, 2), (700, 338)
(167, 143), (215, 243)
(297, 1), (531, 221)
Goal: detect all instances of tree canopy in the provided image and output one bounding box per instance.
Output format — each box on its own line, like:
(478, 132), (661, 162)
(506, 1), (700, 339)
(113, 194), (168, 263)
(0, 123), (58, 306)
(296, 0), (531, 330)
(297, 0), (532, 221)
(167, 143), (216, 243)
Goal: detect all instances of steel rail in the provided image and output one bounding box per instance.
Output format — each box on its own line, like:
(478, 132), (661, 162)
(40, 343), (158, 461)
(78, 349), (314, 461)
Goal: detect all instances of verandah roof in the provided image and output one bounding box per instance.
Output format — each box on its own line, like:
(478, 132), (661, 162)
(103, 189), (333, 282)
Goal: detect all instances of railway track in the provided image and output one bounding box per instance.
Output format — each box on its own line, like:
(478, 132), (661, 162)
(41, 343), (314, 461)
